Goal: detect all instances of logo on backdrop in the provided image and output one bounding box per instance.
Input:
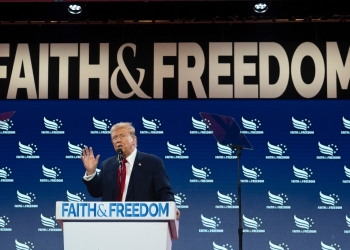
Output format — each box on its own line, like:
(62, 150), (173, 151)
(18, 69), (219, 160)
(241, 165), (264, 183)
(40, 165), (63, 183)
(0, 215), (12, 231)
(266, 191), (290, 209)
(290, 117), (314, 134)
(90, 117), (112, 134)
(343, 166), (350, 183)
(66, 141), (86, 159)
(140, 117), (164, 134)
(291, 165), (315, 184)
(243, 215), (265, 233)
(341, 116), (350, 134)
(199, 214), (223, 233)
(0, 119), (15, 134)
(269, 241), (289, 250)
(318, 191), (342, 210)
(240, 117), (264, 134)
(215, 142), (237, 159)
(38, 214), (62, 232)
(292, 215), (316, 233)
(67, 190), (86, 202)
(317, 142), (340, 159)
(321, 241), (341, 250)
(213, 242), (233, 250)
(345, 215), (350, 234)
(266, 142), (290, 159)
(0, 167), (14, 182)
(215, 191), (238, 209)
(190, 165), (213, 183)
(165, 141), (189, 159)
(14, 190), (38, 208)
(174, 193), (188, 209)
(16, 141), (39, 159)
(41, 117), (64, 134)
(189, 117), (213, 134)
(15, 240), (34, 250)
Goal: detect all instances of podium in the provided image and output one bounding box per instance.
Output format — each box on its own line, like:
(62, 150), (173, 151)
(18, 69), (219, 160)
(56, 201), (179, 250)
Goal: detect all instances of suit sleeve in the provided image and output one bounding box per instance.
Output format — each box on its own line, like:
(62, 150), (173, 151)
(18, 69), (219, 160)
(154, 158), (175, 202)
(82, 161), (104, 198)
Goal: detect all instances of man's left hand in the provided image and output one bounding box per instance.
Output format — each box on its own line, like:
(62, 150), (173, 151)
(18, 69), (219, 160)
(176, 208), (180, 220)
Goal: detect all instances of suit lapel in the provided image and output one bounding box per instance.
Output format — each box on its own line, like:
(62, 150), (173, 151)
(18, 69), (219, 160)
(126, 150), (144, 200)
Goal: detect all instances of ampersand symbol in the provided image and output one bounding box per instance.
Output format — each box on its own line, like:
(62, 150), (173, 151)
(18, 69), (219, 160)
(110, 43), (151, 99)
(97, 204), (107, 217)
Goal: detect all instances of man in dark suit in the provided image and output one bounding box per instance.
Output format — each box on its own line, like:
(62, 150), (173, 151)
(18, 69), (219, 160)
(81, 122), (180, 219)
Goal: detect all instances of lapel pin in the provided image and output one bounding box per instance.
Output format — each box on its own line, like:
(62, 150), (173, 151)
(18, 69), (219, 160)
(138, 163), (141, 166)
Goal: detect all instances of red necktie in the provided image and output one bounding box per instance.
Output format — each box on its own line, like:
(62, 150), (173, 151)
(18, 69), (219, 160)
(117, 158), (127, 201)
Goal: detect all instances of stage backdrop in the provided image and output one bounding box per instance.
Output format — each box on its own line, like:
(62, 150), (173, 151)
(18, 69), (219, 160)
(1, 24), (350, 250)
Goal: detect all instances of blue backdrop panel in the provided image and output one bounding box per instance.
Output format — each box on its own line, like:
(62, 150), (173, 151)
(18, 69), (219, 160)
(0, 100), (349, 250)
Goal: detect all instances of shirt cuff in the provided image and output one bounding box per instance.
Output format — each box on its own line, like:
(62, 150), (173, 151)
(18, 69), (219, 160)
(83, 171), (96, 181)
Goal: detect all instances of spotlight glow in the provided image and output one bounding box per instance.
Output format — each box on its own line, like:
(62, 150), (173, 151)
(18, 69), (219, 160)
(253, 3), (268, 14)
(68, 4), (82, 15)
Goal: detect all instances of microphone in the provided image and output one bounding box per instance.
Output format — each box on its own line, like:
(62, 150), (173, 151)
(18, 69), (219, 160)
(116, 148), (124, 162)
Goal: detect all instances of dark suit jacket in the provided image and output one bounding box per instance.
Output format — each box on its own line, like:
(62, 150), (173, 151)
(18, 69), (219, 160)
(83, 150), (175, 202)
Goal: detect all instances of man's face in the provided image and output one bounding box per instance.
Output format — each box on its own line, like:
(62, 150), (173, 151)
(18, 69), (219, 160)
(111, 127), (136, 158)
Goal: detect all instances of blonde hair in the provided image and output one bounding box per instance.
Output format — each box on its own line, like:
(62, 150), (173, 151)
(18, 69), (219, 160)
(110, 122), (137, 146)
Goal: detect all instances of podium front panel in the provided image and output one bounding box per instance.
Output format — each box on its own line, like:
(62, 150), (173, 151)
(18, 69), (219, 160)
(64, 221), (168, 250)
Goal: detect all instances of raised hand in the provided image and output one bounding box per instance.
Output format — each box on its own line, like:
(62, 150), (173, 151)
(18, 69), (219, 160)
(81, 146), (100, 176)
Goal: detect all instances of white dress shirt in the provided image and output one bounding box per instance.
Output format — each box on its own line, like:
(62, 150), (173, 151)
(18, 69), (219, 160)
(83, 148), (137, 202)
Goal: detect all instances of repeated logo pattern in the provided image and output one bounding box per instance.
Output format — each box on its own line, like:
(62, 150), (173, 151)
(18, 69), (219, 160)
(242, 117), (261, 131)
(269, 241), (289, 250)
(292, 117), (311, 130)
(0, 215), (10, 229)
(294, 215), (314, 230)
(201, 214), (221, 229)
(18, 142), (37, 155)
(44, 117), (63, 131)
(17, 191), (36, 205)
(0, 119), (14, 131)
(242, 166), (261, 179)
(40, 214), (57, 228)
(174, 193), (188, 208)
(0, 167), (12, 180)
(192, 117), (208, 130)
(190, 117), (212, 134)
(15, 239), (34, 250)
(293, 166), (312, 179)
(67, 142), (84, 155)
(321, 241), (341, 250)
(217, 191), (235, 205)
(243, 215), (263, 229)
(217, 142), (233, 155)
(345, 166), (350, 178)
(1, 106), (350, 249)
(167, 141), (186, 155)
(92, 117), (112, 131)
(319, 192), (340, 206)
(346, 215), (350, 228)
(66, 190), (86, 202)
(318, 142), (338, 156)
(342, 116), (350, 129)
(267, 142), (287, 156)
(213, 241), (233, 250)
(268, 191), (288, 206)
(42, 165), (61, 179)
(192, 165), (211, 179)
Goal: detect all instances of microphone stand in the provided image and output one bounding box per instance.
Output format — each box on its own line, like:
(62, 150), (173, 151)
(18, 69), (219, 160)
(117, 152), (124, 201)
(230, 145), (243, 250)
